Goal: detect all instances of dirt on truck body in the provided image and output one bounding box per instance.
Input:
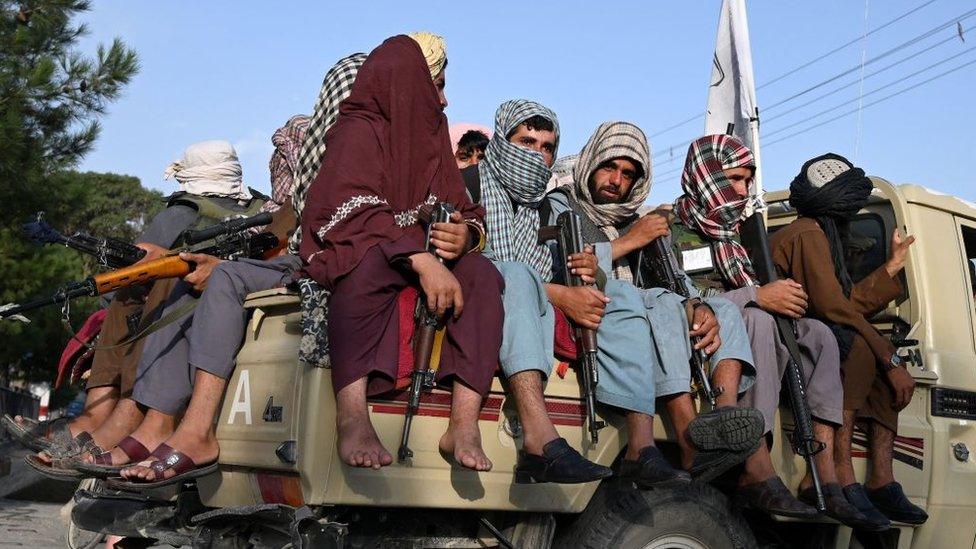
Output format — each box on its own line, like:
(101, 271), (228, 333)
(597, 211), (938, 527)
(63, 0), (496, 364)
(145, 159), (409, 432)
(69, 177), (976, 548)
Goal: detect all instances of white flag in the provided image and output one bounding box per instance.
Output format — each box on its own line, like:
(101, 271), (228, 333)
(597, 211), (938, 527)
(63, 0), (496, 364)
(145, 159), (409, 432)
(705, 0), (758, 152)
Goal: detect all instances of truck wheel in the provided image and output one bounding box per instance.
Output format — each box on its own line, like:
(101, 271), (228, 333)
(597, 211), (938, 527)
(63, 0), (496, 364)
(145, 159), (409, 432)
(556, 482), (756, 549)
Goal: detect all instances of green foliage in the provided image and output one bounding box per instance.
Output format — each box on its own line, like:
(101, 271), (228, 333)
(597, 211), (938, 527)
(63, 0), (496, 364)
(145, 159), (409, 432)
(0, 2), (142, 386)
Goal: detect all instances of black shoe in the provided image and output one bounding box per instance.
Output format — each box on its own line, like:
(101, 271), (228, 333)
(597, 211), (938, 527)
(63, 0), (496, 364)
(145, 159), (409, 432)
(618, 446), (691, 488)
(799, 483), (887, 531)
(514, 438), (613, 484)
(736, 476), (820, 519)
(689, 437), (760, 483)
(842, 483), (892, 530)
(688, 406), (765, 452)
(865, 482), (929, 525)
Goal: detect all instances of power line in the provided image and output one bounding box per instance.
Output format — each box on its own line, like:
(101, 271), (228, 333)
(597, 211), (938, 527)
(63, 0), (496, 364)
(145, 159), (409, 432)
(762, 57), (976, 148)
(649, 0), (942, 138)
(652, 10), (976, 165)
(764, 23), (976, 124)
(762, 45), (976, 139)
(758, 0), (938, 90)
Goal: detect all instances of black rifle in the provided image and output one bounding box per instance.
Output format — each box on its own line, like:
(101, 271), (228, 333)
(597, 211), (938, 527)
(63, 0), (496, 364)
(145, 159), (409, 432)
(632, 214), (722, 408)
(1, 212), (278, 320)
(398, 202), (455, 462)
(539, 211), (606, 443)
(22, 213), (147, 268)
(740, 212), (827, 512)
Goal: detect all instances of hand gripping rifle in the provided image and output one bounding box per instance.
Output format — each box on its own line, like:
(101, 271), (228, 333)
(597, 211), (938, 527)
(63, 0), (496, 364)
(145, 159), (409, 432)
(398, 202), (455, 462)
(22, 213), (147, 268)
(740, 212), (827, 512)
(632, 211), (722, 408)
(538, 211), (606, 443)
(1, 212), (277, 320)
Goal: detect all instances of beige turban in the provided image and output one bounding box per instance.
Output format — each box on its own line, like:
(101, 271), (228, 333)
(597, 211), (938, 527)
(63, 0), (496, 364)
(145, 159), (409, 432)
(408, 31), (447, 79)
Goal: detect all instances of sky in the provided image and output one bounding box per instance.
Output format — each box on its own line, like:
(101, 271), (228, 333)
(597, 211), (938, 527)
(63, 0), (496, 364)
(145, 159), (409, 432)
(75, 1), (976, 204)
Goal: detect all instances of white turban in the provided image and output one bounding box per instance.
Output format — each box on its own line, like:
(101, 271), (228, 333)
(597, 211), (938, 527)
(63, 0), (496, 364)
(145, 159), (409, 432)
(164, 140), (251, 200)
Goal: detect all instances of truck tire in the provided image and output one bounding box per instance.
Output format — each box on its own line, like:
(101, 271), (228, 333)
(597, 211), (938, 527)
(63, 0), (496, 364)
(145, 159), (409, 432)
(555, 482), (756, 549)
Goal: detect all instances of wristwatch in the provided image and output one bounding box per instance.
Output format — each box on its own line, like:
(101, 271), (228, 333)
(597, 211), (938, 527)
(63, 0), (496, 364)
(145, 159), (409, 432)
(883, 353), (904, 372)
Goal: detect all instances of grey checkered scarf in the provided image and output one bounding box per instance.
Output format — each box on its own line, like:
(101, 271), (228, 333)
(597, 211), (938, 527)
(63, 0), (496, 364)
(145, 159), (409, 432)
(287, 53), (367, 254)
(480, 100), (560, 280)
(569, 121), (651, 282)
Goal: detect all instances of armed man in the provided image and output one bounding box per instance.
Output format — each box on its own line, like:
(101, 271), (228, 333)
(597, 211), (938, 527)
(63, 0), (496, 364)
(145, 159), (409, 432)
(465, 109), (762, 486)
(534, 120), (765, 486)
(662, 135), (876, 526)
(8, 140), (271, 480)
(770, 153), (927, 528)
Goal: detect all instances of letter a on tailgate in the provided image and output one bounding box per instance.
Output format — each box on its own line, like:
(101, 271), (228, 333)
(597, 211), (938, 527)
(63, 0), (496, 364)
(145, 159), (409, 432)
(228, 370), (252, 425)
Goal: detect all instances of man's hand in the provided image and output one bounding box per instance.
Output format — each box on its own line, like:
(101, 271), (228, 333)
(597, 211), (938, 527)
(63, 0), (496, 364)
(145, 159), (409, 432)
(885, 228), (916, 277)
(566, 244), (599, 285)
(886, 366), (915, 411)
(551, 285), (609, 330)
(627, 213), (670, 248)
(135, 242), (168, 264)
(429, 211), (470, 261)
(689, 303), (721, 355)
(756, 279), (808, 318)
(181, 252), (224, 291)
(410, 252), (464, 318)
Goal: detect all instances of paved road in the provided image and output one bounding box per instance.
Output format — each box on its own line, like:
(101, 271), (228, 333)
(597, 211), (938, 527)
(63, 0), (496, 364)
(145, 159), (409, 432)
(0, 497), (71, 548)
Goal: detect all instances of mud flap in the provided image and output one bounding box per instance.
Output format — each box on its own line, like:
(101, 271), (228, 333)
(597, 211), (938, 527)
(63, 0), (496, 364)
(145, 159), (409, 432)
(71, 487), (193, 547)
(191, 504), (347, 549)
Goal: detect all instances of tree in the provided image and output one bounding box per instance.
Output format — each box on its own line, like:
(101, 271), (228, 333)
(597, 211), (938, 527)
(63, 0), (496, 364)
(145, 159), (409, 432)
(0, 1), (141, 389)
(0, 0), (139, 220)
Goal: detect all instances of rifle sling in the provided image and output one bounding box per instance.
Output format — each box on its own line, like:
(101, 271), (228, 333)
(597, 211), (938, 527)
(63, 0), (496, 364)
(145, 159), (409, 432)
(78, 298), (199, 351)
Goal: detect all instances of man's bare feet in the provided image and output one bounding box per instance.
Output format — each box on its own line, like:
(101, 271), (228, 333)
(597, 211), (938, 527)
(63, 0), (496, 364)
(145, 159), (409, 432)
(337, 414), (393, 469)
(439, 422), (492, 471)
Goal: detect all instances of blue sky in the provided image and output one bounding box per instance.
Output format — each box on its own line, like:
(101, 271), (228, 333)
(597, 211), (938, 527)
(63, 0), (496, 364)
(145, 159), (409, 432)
(76, 1), (976, 204)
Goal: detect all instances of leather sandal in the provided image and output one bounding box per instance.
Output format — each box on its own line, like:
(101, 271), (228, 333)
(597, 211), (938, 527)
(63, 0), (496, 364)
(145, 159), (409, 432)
(74, 436), (153, 478)
(106, 443), (218, 491)
(24, 432), (104, 481)
(618, 445), (691, 488)
(514, 438), (612, 484)
(736, 476), (820, 519)
(2, 414), (72, 452)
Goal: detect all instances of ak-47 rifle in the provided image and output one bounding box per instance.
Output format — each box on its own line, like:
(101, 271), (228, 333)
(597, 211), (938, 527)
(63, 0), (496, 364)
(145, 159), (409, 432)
(398, 202), (455, 462)
(22, 212), (148, 268)
(1, 212), (277, 320)
(539, 211), (606, 443)
(740, 212), (827, 512)
(633, 210), (722, 408)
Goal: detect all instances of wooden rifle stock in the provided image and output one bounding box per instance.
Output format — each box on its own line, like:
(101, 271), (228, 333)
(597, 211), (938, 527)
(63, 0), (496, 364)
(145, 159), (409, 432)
(398, 202), (455, 463)
(539, 211), (605, 443)
(92, 255), (192, 294)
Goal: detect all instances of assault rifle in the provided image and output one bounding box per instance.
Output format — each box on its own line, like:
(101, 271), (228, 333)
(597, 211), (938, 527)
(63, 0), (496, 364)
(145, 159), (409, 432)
(22, 213), (147, 268)
(539, 211), (606, 443)
(1, 212), (277, 320)
(398, 202), (455, 462)
(739, 211), (827, 513)
(632, 211), (722, 408)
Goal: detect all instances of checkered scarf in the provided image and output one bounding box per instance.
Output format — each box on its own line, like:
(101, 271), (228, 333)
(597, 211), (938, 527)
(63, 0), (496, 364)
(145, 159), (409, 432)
(261, 114), (311, 215)
(288, 53), (367, 254)
(673, 134), (760, 288)
(480, 99), (559, 280)
(570, 121), (651, 282)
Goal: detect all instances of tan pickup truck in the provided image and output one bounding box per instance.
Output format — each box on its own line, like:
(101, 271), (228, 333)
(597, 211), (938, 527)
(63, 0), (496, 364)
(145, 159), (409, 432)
(69, 177), (976, 549)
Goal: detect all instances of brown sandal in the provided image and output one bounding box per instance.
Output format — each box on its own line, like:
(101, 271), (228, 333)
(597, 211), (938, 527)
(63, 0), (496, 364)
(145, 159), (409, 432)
(106, 443), (217, 491)
(74, 436), (152, 478)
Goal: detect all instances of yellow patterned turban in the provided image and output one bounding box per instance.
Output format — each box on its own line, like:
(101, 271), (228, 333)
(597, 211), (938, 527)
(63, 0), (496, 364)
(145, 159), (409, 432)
(407, 31), (447, 79)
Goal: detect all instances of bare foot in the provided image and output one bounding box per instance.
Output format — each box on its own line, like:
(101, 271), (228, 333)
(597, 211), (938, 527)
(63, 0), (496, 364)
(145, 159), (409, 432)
(440, 423), (492, 472)
(337, 414), (392, 470)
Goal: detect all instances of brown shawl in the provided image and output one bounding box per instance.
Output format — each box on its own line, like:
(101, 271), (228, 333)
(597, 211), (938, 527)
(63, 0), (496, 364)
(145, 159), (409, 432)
(299, 35), (483, 288)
